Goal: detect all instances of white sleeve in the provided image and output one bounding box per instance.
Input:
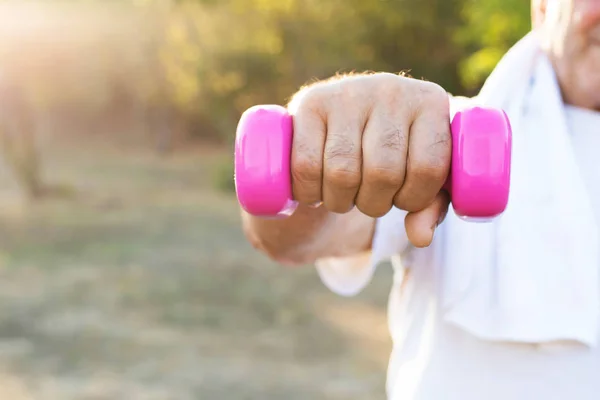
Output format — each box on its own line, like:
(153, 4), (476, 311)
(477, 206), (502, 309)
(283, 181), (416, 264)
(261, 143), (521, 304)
(314, 206), (410, 297)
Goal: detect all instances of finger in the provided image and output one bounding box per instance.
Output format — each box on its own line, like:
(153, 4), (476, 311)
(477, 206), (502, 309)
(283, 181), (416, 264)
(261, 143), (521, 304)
(355, 103), (410, 218)
(404, 190), (450, 248)
(322, 91), (366, 214)
(289, 89), (327, 205)
(393, 83), (451, 212)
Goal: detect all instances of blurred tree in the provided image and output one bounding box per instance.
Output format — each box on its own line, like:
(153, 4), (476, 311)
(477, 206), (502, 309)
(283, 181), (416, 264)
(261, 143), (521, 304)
(0, 81), (44, 200)
(455, 0), (531, 93)
(0, 0), (535, 155)
(175, 0), (472, 143)
(350, 0), (468, 93)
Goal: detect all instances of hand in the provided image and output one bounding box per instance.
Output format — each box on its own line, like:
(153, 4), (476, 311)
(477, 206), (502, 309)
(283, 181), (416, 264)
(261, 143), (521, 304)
(287, 72), (452, 247)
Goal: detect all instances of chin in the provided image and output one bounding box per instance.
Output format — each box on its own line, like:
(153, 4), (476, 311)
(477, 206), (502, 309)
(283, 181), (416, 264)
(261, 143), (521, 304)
(574, 59), (600, 110)
(587, 90), (600, 111)
(585, 80), (600, 111)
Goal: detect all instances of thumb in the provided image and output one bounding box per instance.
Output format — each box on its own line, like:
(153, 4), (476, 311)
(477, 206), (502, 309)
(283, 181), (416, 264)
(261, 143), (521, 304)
(404, 191), (450, 248)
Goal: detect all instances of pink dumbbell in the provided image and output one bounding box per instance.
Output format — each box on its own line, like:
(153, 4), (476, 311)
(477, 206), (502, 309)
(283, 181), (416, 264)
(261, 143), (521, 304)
(234, 105), (512, 222)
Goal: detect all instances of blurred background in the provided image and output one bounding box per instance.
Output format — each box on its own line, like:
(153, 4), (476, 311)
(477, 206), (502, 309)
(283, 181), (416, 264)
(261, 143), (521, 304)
(0, 0), (529, 399)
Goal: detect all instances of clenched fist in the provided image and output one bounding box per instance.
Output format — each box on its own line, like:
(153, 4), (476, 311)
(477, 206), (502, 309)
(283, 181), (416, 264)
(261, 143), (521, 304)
(287, 72), (452, 245)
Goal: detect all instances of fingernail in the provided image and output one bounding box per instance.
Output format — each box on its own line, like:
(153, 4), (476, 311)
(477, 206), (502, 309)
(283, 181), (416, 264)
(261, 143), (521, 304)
(309, 201), (323, 209)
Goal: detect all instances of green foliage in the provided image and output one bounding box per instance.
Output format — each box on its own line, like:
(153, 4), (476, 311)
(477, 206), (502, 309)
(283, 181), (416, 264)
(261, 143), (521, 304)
(456, 0), (531, 91)
(211, 155), (236, 193)
(167, 0), (532, 141)
(0, 0), (534, 143)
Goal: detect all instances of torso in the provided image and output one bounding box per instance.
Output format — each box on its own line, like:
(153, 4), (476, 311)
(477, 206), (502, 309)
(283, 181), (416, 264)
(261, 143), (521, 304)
(386, 105), (600, 400)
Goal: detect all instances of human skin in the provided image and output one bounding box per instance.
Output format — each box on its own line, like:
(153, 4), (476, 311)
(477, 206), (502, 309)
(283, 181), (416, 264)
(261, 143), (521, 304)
(242, 0), (600, 266)
(536, 0), (600, 111)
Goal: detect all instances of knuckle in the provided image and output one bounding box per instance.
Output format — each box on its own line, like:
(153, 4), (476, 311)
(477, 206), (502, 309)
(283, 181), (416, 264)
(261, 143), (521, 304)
(356, 201), (392, 218)
(365, 165), (404, 188)
(380, 121), (407, 150)
(411, 159), (448, 184)
(325, 165), (361, 190)
(355, 72), (401, 99)
(300, 87), (326, 111)
(372, 72), (405, 87)
(379, 75), (409, 101)
(291, 84), (328, 116)
(417, 131), (452, 172)
(393, 194), (424, 213)
(325, 133), (358, 160)
(299, 79), (367, 118)
(428, 130), (452, 158)
(292, 155), (321, 184)
(335, 78), (355, 97)
(332, 77), (371, 110)
(373, 75), (417, 117)
(418, 81), (450, 111)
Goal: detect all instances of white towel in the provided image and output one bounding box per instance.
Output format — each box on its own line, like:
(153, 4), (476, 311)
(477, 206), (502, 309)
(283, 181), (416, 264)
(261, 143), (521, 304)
(440, 30), (600, 347)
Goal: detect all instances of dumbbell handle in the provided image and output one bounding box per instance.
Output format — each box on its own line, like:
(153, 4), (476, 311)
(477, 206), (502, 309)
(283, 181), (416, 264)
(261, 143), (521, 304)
(235, 105), (511, 221)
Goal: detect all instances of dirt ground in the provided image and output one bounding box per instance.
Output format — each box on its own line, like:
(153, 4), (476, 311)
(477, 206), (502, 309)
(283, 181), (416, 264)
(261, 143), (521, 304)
(0, 137), (393, 400)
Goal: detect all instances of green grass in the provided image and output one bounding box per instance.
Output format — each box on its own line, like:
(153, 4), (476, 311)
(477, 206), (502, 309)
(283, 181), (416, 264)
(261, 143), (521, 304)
(0, 138), (392, 400)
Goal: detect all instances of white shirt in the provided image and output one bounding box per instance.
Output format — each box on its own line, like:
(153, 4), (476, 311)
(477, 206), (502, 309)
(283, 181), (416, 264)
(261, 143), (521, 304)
(315, 104), (600, 399)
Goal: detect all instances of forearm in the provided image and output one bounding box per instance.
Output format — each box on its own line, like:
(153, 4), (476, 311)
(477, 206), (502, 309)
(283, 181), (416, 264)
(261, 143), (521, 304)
(241, 205), (375, 265)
